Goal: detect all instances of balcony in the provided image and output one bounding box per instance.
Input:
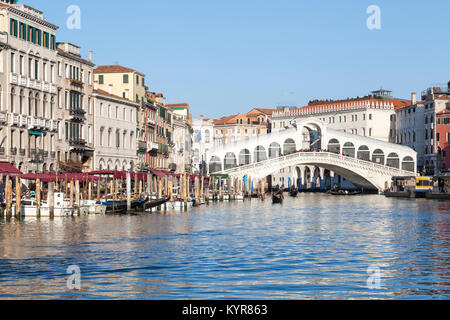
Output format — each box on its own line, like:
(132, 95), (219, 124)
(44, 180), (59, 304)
(147, 119), (156, 127)
(147, 141), (158, 152)
(19, 149), (26, 156)
(70, 79), (84, 88)
(70, 109), (86, 121)
(0, 111), (7, 123)
(0, 147), (5, 156)
(30, 149), (44, 163)
(138, 141), (147, 152)
(50, 151), (56, 159)
(10, 114), (20, 126)
(20, 115), (28, 127)
(50, 120), (58, 132)
(10, 147), (17, 156)
(10, 73), (18, 85)
(69, 139), (87, 149)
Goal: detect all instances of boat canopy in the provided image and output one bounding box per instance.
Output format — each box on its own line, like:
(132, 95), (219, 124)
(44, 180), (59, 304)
(0, 162), (22, 176)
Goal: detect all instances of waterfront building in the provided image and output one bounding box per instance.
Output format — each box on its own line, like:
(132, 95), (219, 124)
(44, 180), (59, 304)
(150, 92), (173, 171)
(93, 65), (147, 171)
(272, 89), (410, 143)
(168, 103), (193, 174)
(0, 1), (59, 173)
(145, 93), (158, 170)
(213, 110), (273, 146)
(192, 116), (214, 175)
(437, 108), (450, 172)
(55, 42), (95, 172)
(394, 83), (450, 175)
(91, 88), (138, 171)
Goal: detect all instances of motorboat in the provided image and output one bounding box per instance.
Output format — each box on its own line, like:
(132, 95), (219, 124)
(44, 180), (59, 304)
(12, 193), (74, 217)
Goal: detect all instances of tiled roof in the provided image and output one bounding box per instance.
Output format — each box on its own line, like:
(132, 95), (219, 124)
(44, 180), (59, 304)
(94, 65), (136, 74)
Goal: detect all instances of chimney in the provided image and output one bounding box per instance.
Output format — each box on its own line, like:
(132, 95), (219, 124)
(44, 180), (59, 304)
(108, 84), (113, 95)
(93, 80), (98, 91)
(89, 51), (93, 62)
(411, 92), (417, 105)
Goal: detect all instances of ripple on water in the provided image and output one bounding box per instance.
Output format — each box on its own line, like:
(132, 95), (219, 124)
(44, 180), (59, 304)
(0, 194), (449, 299)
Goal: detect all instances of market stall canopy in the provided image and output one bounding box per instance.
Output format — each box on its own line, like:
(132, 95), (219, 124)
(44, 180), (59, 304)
(0, 162), (22, 176)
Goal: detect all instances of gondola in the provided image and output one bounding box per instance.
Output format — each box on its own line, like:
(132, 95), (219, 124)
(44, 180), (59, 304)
(272, 191), (284, 204)
(289, 188), (299, 197)
(100, 196), (150, 214)
(328, 190), (362, 196)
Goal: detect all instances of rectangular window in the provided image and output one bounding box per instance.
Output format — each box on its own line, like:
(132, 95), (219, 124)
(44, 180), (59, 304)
(99, 75), (104, 84)
(10, 52), (15, 73)
(10, 19), (18, 37)
(136, 75), (139, 85)
(36, 29), (42, 46)
(123, 74), (129, 84)
(34, 60), (39, 79)
(50, 35), (56, 50)
(19, 22), (27, 40)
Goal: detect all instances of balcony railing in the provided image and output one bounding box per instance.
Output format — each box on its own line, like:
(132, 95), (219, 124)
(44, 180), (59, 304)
(0, 111), (7, 123)
(43, 151), (49, 158)
(138, 141), (147, 152)
(70, 108), (86, 118)
(70, 79), (84, 87)
(69, 139), (87, 148)
(19, 149), (26, 156)
(50, 151), (56, 159)
(0, 147), (5, 156)
(30, 149), (44, 163)
(10, 147), (17, 156)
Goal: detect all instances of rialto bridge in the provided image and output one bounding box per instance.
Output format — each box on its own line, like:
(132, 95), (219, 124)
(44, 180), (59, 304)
(205, 120), (417, 192)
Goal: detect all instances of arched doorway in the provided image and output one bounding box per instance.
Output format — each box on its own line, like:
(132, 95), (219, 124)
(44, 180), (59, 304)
(269, 143), (281, 159)
(357, 146), (370, 161)
(328, 139), (340, 154)
(254, 146), (267, 162)
(343, 142), (356, 158)
(372, 149), (385, 165)
(224, 152), (237, 170)
(386, 153), (400, 169)
(283, 139), (296, 155)
(402, 156), (415, 172)
(209, 156), (222, 173)
(239, 149), (251, 166)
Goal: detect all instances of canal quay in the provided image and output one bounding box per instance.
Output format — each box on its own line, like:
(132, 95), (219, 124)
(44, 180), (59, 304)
(0, 193), (449, 300)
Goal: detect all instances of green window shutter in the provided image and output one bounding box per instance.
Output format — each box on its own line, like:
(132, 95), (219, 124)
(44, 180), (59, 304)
(99, 75), (104, 84)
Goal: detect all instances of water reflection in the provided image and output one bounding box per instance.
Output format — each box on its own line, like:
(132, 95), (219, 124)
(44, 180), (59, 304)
(0, 194), (449, 299)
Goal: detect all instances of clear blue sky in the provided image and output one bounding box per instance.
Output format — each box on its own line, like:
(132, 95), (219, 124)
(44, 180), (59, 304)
(25, 0), (450, 118)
